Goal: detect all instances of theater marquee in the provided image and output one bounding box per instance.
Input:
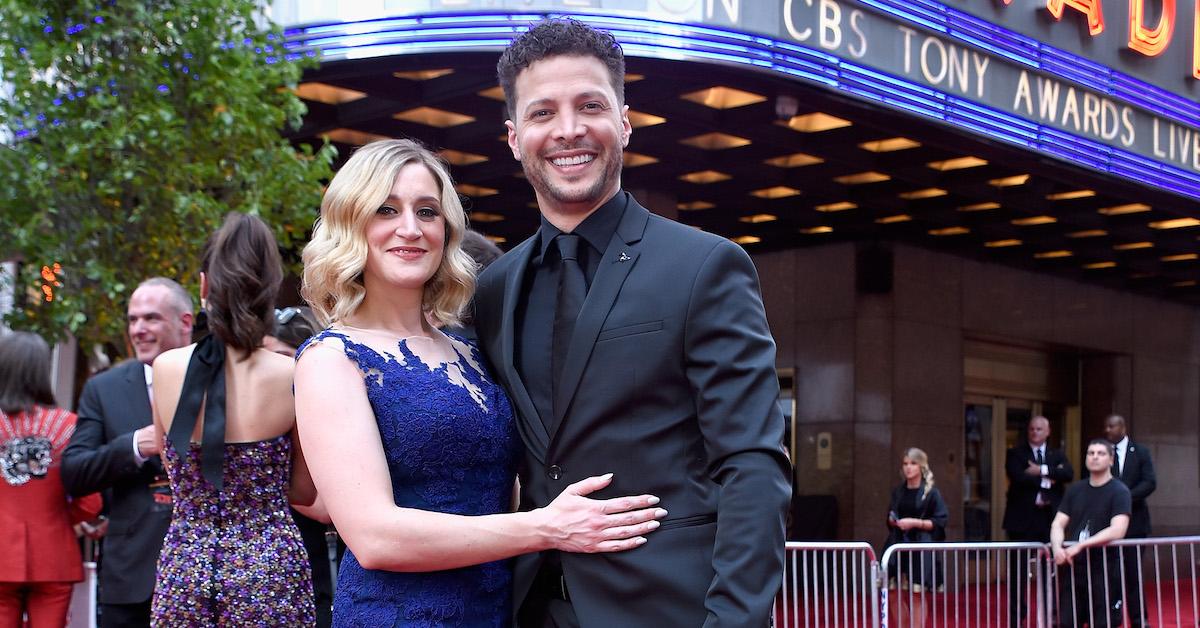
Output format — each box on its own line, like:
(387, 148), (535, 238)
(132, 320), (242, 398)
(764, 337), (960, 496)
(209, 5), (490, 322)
(280, 0), (1200, 198)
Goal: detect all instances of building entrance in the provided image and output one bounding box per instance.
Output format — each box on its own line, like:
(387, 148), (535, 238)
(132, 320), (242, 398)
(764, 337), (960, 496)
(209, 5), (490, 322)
(962, 340), (1081, 541)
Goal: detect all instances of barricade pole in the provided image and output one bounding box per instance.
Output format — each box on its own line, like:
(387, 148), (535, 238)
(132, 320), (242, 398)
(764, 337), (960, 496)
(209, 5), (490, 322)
(1153, 543), (1163, 628)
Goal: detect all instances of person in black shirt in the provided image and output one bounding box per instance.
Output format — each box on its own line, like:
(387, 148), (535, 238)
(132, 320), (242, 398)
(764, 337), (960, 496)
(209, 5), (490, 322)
(1052, 439), (1131, 628)
(884, 447), (948, 591)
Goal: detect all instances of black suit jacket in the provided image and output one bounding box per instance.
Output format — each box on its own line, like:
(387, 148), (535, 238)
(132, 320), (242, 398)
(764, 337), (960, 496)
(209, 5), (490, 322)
(475, 194), (791, 628)
(1002, 443), (1073, 540)
(61, 359), (172, 604)
(1113, 439), (1156, 538)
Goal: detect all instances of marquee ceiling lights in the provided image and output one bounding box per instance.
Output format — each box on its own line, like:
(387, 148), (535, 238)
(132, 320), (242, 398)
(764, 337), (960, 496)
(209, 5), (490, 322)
(876, 214), (913, 224)
(750, 186), (801, 199)
(1012, 216), (1058, 226)
(957, 202), (1001, 211)
(929, 226), (970, 236)
(989, 174), (1031, 188)
(927, 156), (988, 171)
(1067, 229), (1109, 238)
(438, 148), (487, 166)
(455, 183), (497, 197)
(677, 201), (715, 211)
(859, 137), (920, 153)
(835, 171), (891, 185)
(392, 69), (453, 80)
(469, 212), (504, 223)
(292, 82), (366, 104)
(739, 214), (778, 224)
(764, 152), (824, 167)
(622, 152), (659, 167)
(1046, 190), (1096, 201)
(799, 226), (834, 234)
(679, 170), (731, 184)
(287, 15), (1200, 303)
(321, 128), (388, 146)
(1034, 250), (1073, 259)
(679, 132), (751, 150)
(477, 86), (505, 101)
(814, 201), (856, 212)
(1162, 253), (1199, 261)
(779, 112), (852, 133)
(393, 106), (474, 128)
(1084, 261), (1118, 269)
(899, 188), (948, 200)
(1098, 203), (1152, 215)
(627, 110), (667, 128)
(1148, 217), (1200, 229)
(680, 86), (765, 109)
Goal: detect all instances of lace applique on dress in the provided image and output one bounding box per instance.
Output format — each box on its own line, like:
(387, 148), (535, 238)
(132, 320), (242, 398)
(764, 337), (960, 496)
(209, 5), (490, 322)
(296, 329), (518, 628)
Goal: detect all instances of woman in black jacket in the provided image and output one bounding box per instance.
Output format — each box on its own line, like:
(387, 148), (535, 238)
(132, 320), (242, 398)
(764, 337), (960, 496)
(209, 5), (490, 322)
(885, 447), (949, 591)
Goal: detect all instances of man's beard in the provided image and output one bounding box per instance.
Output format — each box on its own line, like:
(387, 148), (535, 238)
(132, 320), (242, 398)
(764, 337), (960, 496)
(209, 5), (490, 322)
(523, 145), (622, 209)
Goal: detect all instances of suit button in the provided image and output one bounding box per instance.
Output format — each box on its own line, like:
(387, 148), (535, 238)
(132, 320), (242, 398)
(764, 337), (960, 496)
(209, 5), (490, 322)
(547, 465), (562, 480)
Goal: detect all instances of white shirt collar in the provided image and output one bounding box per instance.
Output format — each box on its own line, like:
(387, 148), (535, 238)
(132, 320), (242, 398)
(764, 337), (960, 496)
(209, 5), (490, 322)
(143, 363), (153, 387)
(1116, 436), (1129, 453)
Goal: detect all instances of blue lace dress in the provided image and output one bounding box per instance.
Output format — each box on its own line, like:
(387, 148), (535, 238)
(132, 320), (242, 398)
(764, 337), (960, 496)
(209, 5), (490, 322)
(299, 330), (517, 628)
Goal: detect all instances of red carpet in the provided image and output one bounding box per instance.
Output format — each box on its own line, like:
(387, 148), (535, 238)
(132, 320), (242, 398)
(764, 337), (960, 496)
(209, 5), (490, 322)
(775, 579), (1199, 627)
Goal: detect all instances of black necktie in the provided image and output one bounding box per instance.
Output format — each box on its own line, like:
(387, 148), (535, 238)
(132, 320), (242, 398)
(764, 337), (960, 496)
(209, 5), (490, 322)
(552, 234), (586, 420)
(1035, 448), (1044, 465)
(1114, 448), (1122, 478)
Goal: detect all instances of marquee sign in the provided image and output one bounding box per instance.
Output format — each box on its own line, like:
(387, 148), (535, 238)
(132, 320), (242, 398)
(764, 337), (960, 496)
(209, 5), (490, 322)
(279, 0), (1200, 199)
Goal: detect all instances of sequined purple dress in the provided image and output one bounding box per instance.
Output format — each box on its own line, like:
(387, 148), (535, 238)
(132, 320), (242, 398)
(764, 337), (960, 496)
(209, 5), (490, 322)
(298, 330), (516, 628)
(151, 435), (316, 626)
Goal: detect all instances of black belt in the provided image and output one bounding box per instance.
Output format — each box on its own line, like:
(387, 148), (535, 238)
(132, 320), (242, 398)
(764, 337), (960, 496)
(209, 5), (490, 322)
(534, 564), (571, 602)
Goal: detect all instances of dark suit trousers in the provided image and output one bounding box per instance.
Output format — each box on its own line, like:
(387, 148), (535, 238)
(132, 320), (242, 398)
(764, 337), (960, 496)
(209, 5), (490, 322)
(100, 600), (151, 628)
(518, 561), (581, 628)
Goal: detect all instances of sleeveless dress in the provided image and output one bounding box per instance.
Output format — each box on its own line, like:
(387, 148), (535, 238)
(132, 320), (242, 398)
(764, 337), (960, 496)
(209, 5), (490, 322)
(298, 330), (517, 628)
(151, 435), (316, 626)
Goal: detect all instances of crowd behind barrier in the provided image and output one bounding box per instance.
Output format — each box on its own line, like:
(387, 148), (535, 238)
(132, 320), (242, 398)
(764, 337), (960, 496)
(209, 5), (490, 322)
(772, 536), (1199, 628)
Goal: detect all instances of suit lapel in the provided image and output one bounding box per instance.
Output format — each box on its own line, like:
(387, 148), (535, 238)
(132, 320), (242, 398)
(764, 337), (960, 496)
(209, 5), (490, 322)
(498, 236), (550, 462)
(549, 199), (649, 442)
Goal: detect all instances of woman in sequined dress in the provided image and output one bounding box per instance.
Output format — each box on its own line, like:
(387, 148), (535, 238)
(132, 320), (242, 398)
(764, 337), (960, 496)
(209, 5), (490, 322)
(149, 213), (316, 626)
(294, 139), (666, 627)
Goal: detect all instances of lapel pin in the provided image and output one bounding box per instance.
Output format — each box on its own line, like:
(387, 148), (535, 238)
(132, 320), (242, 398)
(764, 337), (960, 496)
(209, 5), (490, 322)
(618, 252), (631, 262)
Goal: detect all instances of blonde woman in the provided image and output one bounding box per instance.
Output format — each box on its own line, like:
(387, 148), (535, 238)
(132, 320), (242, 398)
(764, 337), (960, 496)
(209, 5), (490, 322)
(885, 447), (948, 593)
(294, 139), (665, 627)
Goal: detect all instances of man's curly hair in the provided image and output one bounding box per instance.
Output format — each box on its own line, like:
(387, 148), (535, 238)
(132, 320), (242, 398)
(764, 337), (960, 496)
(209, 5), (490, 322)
(497, 18), (625, 120)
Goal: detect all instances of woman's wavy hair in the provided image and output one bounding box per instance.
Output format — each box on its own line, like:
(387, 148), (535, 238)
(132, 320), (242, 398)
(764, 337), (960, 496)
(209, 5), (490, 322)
(902, 447), (935, 498)
(301, 139), (474, 327)
(201, 212), (283, 357)
(0, 331), (56, 414)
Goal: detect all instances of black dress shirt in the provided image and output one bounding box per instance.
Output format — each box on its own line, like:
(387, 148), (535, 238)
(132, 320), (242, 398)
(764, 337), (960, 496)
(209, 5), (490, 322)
(514, 192), (628, 430)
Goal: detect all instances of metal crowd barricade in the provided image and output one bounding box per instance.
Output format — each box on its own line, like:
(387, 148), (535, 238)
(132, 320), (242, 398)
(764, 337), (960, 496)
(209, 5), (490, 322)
(1054, 535), (1200, 628)
(774, 541), (880, 628)
(880, 541), (1051, 628)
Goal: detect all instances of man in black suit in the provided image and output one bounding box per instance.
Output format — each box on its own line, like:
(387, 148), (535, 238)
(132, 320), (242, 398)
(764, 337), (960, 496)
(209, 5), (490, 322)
(1104, 413), (1157, 628)
(476, 18), (791, 628)
(1002, 415), (1073, 627)
(62, 278), (194, 627)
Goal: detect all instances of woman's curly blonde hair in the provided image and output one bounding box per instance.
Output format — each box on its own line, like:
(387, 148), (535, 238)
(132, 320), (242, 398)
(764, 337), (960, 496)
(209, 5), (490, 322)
(301, 139), (475, 327)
